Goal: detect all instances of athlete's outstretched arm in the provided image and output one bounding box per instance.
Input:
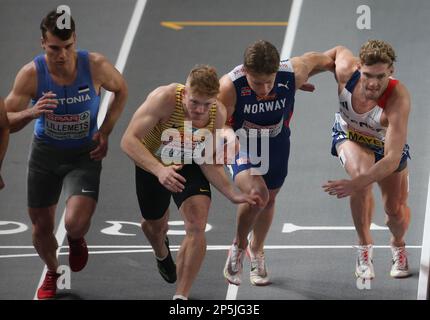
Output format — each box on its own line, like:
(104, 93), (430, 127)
(324, 46), (359, 85)
(200, 164), (258, 205)
(323, 83), (411, 198)
(0, 98), (9, 190)
(200, 101), (259, 206)
(291, 52), (335, 90)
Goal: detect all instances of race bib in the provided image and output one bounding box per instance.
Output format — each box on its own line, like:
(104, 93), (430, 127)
(156, 127), (210, 164)
(242, 117), (283, 138)
(347, 130), (384, 148)
(44, 111), (91, 140)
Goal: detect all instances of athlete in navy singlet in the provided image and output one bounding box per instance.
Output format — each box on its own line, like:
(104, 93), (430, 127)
(228, 59), (295, 189)
(219, 40), (334, 286)
(5, 10), (127, 299)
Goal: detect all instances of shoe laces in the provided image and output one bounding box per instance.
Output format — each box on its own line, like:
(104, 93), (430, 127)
(230, 244), (243, 272)
(251, 252), (266, 275)
(356, 245), (372, 266)
(392, 246), (408, 269)
(42, 272), (58, 290)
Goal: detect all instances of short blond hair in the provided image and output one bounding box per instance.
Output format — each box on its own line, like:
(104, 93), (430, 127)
(359, 40), (396, 66)
(186, 65), (220, 97)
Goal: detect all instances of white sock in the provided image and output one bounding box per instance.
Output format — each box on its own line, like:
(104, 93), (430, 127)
(173, 295), (188, 300)
(155, 253), (168, 261)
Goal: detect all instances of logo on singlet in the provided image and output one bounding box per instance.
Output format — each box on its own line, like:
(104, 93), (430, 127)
(241, 87), (251, 96)
(278, 82), (289, 90)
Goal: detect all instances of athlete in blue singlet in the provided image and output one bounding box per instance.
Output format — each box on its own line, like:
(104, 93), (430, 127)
(219, 40), (334, 286)
(32, 50), (100, 148)
(5, 10), (127, 299)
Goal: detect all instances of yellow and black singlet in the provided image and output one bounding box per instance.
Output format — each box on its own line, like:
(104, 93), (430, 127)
(142, 84), (217, 165)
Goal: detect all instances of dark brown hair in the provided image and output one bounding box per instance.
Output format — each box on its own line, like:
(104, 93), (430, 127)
(243, 40), (280, 74)
(40, 9), (75, 40)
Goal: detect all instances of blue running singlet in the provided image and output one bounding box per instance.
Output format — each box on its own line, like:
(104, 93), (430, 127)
(32, 50), (100, 148)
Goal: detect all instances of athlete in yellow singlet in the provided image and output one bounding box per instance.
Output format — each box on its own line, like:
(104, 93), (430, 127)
(121, 65), (258, 300)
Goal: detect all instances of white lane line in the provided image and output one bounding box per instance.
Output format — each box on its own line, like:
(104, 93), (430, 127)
(0, 221), (28, 234)
(97, 0), (148, 128)
(3, 245), (422, 259)
(3, 244), (424, 250)
(418, 173), (430, 300)
(280, 0), (303, 59)
(282, 222), (388, 233)
(0, 244), (422, 251)
(225, 0), (304, 301)
(226, 284), (239, 300)
(0, 246), (35, 249)
(33, 0), (147, 300)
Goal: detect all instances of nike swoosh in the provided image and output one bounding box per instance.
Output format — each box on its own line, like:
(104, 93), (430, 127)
(81, 189), (95, 193)
(199, 188), (210, 192)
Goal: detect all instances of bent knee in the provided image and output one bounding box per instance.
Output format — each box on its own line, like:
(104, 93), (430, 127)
(250, 186), (270, 207)
(33, 223), (55, 237)
(384, 200), (406, 217)
(351, 185), (373, 199)
(142, 218), (168, 235)
(347, 165), (372, 180)
(185, 221), (207, 237)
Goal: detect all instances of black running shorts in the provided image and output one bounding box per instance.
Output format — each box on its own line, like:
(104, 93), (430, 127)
(135, 163), (211, 220)
(27, 137), (102, 208)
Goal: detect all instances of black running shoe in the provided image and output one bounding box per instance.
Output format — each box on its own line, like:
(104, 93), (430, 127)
(156, 237), (177, 283)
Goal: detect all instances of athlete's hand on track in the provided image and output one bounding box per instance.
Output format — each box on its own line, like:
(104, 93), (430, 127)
(158, 164), (186, 193)
(90, 131), (109, 161)
(29, 92), (57, 119)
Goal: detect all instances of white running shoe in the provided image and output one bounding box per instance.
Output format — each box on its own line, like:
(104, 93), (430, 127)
(223, 243), (245, 285)
(247, 246), (270, 286)
(355, 244), (375, 280)
(390, 246), (410, 278)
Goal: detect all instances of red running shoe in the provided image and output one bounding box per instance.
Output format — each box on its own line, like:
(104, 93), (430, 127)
(68, 236), (88, 272)
(37, 270), (60, 300)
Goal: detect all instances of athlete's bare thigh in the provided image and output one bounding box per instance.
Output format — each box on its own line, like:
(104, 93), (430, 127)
(336, 140), (374, 178)
(235, 169), (267, 194)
